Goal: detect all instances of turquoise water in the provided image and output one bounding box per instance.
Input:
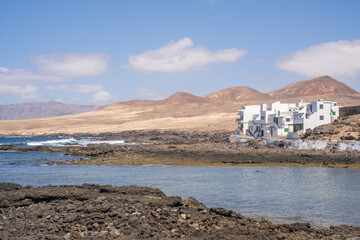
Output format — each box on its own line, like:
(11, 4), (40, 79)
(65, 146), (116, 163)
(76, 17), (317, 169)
(1, 137), (359, 227)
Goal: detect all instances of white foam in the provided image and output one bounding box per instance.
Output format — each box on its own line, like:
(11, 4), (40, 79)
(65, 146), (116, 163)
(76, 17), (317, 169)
(25, 138), (129, 147)
(26, 138), (77, 146)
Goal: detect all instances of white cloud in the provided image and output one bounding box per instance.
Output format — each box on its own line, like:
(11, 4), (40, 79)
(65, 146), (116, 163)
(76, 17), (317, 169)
(92, 90), (113, 103)
(0, 53), (108, 85)
(0, 67), (10, 72)
(47, 84), (104, 93)
(31, 53), (108, 77)
(136, 88), (166, 100)
(0, 84), (40, 100)
(123, 37), (246, 72)
(0, 67), (60, 83)
(277, 40), (360, 81)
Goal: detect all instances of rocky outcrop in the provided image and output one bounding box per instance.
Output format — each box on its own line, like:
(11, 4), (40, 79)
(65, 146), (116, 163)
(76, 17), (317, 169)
(301, 114), (360, 141)
(0, 184), (359, 239)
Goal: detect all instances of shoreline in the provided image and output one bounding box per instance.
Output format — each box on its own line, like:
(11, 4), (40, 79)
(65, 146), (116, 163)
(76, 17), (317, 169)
(1, 130), (360, 169)
(60, 158), (360, 169)
(1, 183), (359, 239)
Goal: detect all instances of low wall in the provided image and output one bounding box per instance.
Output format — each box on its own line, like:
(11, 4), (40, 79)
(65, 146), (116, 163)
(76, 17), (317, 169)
(230, 135), (360, 151)
(339, 105), (360, 118)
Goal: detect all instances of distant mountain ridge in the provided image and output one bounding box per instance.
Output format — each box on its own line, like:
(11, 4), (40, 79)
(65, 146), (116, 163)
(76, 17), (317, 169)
(2, 76), (359, 121)
(1, 76), (359, 135)
(106, 76), (359, 110)
(0, 102), (98, 120)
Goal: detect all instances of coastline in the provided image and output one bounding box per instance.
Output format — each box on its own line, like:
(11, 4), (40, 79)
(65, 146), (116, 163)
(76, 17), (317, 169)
(1, 130), (359, 169)
(1, 183), (359, 239)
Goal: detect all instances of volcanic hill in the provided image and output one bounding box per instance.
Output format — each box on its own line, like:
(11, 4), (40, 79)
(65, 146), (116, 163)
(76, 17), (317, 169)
(268, 76), (359, 99)
(161, 92), (210, 105)
(204, 86), (273, 103)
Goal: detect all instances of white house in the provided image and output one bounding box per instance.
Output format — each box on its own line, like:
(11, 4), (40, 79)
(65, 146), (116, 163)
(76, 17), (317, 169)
(236, 99), (340, 138)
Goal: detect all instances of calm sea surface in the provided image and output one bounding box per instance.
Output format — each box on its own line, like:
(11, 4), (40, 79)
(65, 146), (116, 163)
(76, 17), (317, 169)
(1, 137), (359, 227)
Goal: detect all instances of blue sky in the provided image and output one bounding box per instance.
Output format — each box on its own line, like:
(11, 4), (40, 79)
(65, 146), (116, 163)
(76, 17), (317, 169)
(1, 0), (360, 105)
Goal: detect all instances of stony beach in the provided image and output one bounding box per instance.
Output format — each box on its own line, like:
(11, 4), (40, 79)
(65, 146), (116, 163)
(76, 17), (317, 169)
(1, 183), (360, 239)
(1, 130), (359, 168)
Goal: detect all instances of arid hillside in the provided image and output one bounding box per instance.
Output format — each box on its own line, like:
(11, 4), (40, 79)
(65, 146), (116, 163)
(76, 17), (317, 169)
(204, 86), (273, 103)
(268, 76), (359, 99)
(0, 76), (359, 135)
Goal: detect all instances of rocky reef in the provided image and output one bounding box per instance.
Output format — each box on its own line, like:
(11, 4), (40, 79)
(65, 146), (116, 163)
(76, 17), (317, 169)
(0, 183), (359, 239)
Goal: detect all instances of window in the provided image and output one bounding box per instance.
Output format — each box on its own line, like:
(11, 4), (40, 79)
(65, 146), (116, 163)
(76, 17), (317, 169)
(320, 115), (324, 120)
(284, 128), (289, 132)
(261, 116), (265, 120)
(286, 118), (290, 122)
(319, 104), (323, 109)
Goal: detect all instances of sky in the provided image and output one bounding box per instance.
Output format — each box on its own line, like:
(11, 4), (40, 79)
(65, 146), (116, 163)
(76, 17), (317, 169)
(1, 0), (360, 105)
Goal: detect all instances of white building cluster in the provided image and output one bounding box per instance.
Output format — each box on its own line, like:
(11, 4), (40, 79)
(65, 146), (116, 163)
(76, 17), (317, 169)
(236, 99), (340, 138)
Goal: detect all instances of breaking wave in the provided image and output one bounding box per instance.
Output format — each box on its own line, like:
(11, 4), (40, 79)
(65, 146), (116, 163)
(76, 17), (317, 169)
(26, 138), (78, 146)
(25, 138), (127, 147)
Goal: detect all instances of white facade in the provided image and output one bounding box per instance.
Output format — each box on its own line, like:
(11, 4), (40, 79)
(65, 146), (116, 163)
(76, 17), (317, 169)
(236, 99), (340, 138)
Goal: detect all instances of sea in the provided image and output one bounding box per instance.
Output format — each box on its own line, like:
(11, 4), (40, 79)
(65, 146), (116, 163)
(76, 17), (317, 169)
(1, 136), (360, 227)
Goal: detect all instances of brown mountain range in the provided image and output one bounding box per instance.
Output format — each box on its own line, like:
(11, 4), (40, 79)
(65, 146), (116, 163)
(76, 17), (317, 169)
(0, 76), (359, 135)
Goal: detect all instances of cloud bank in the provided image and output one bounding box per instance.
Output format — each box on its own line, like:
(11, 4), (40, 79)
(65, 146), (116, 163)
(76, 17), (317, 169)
(277, 40), (360, 81)
(47, 84), (104, 93)
(0, 53), (108, 84)
(0, 67), (54, 82)
(0, 53), (110, 102)
(0, 84), (40, 100)
(31, 53), (108, 78)
(124, 37), (246, 72)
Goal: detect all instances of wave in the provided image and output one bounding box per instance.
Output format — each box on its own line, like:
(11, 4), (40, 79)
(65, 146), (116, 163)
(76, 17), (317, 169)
(25, 138), (127, 147)
(26, 138), (78, 146)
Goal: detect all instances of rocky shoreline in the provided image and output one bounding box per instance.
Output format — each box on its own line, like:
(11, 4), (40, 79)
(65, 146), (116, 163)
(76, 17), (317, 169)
(1, 183), (359, 239)
(1, 130), (360, 168)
